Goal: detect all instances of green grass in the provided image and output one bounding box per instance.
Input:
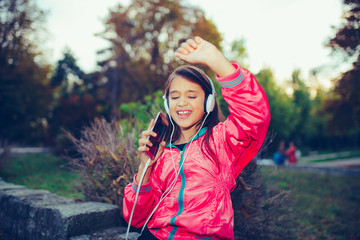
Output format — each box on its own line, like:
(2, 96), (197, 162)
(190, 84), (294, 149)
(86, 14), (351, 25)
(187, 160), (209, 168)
(259, 166), (360, 240)
(0, 153), (84, 200)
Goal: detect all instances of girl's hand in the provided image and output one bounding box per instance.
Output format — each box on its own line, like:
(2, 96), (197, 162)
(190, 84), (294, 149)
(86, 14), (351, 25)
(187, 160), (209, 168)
(175, 36), (218, 67)
(175, 36), (236, 77)
(138, 119), (166, 168)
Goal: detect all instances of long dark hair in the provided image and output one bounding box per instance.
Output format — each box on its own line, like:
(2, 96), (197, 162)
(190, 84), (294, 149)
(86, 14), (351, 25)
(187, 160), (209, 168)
(163, 65), (223, 171)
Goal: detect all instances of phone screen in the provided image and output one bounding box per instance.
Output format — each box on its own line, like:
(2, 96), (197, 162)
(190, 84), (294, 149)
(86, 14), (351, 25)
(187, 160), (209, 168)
(146, 112), (168, 160)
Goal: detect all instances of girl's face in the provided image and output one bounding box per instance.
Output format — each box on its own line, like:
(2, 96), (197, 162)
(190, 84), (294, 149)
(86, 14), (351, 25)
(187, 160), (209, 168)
(168, 76), (205, 133)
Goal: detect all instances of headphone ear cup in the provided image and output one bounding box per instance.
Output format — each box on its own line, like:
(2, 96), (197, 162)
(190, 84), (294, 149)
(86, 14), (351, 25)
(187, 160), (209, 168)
(205, 94), (215, 113)
(164, 97), (170, 116)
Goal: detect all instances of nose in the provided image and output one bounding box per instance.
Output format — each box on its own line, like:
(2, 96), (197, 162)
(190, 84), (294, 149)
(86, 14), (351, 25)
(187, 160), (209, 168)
(177, 96), (187, 107)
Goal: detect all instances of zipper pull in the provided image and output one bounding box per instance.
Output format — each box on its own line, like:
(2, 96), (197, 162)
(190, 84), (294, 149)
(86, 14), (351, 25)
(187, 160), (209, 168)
(178, 151), (183, 163)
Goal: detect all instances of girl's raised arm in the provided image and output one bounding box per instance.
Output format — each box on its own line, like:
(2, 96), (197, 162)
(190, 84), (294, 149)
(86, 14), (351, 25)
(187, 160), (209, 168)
(174, 36), (236, 77)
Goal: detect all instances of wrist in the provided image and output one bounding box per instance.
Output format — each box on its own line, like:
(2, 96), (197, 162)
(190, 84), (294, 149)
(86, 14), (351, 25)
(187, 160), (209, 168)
(139, 162), (152, 173)
(135, 164), (152, 184)
(207, 50), (235, 77)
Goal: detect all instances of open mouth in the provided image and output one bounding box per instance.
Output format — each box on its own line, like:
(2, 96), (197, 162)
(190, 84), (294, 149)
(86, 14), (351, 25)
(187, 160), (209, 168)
(177, 110), (192, 118)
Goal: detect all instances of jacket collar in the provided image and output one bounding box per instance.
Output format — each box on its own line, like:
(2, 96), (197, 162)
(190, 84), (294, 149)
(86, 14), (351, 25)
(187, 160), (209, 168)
(166, 127), (207, 148)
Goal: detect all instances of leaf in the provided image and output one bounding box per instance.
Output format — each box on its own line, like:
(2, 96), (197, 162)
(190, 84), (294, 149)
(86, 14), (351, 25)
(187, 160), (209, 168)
(110, 151), (119, 162)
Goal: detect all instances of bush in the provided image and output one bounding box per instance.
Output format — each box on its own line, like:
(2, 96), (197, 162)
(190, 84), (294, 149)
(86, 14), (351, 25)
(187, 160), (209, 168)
(65, 117), (140, 209)
(64, 91), (162, 210)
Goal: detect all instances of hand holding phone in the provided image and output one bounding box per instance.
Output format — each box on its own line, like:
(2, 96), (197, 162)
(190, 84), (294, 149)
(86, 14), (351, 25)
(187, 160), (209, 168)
(145, 112), (168, 160)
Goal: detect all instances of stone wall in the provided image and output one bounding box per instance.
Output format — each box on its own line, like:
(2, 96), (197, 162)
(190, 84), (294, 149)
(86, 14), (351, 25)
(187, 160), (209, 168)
(0, 178), (139, 240)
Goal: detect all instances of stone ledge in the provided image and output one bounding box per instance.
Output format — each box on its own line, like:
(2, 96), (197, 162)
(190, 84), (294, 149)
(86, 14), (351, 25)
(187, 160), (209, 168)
(69, 227), (139, 240)
(0, 178), (124, 240)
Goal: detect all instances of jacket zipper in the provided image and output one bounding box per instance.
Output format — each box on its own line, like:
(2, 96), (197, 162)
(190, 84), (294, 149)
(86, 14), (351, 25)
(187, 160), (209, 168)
(169, 146), (187, 239)
(177, 151), (183, 163)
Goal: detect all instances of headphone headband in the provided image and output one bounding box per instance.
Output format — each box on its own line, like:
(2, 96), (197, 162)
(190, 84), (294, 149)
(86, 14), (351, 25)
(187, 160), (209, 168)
(163, 74), (216, 115)
(207, 76), (217, 97)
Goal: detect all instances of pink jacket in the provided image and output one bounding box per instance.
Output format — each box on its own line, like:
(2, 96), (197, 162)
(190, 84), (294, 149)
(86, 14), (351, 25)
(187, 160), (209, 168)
(123, 62), (270, 240)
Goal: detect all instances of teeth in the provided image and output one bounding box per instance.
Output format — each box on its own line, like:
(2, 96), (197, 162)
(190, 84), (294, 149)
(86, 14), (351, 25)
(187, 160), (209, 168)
(177, 110), (191, 114)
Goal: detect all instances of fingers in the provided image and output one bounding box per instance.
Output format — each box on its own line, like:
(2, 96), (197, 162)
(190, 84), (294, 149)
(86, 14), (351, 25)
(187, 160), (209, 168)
(147, 118), (155, 130)
(138, 119), (157, 152)
(154, 141), (166, 160)
(175, 37), (201, 56)
(194, 36), (202, 44)
(139, 131), (156, 147)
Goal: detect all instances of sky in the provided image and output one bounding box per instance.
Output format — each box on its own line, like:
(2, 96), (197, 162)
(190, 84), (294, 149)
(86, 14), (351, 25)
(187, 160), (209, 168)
(37, 0), (344, 87)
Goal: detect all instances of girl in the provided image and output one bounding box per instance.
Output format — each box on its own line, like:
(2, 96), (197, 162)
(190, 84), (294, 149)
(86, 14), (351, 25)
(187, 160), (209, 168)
(123, 36), (271, 240)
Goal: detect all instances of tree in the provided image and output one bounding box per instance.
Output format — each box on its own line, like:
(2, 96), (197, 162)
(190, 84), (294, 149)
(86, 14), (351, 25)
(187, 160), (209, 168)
(254, 68), (298, 153)
(325, 0), (360, 148)
(50, 48), (85, 94)
(226, 38), (250, 68)
(306, 81), (331, 150)
(48, 50), (103, 148)
(96, 0), (222, 117)
(288, 70), (312, 146)
(0, 0), (52, 144)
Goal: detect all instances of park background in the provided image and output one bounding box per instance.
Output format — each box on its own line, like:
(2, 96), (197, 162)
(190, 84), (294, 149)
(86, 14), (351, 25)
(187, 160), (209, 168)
(0, 0), (360, 239)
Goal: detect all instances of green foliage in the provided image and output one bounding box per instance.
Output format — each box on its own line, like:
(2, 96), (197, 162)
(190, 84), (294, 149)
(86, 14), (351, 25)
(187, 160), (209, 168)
(119, 90), (164, 124)
(304, 83), (330, 149)
(289, 70), (312, 144)
(118, 90), (164, 143)
(227, 38), (249, 68)
(254, 68), (298, 152)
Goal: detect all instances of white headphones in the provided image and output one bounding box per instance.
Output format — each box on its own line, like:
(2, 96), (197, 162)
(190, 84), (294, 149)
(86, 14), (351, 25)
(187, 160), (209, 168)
(163, 76), (216, 115)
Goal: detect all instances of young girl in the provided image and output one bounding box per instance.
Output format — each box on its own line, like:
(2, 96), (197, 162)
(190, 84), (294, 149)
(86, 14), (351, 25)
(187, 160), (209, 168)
(123, 36), (271, 240)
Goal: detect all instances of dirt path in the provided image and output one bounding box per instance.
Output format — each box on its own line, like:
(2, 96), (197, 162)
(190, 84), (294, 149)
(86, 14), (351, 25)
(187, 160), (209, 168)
(285, 157), (360, 176)
(258, 156), (360, 176)
(299, 157), (360, 169)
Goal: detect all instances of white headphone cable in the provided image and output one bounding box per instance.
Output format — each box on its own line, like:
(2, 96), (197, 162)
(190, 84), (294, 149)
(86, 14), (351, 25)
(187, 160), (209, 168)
(140, 112), (210, 235)
(125, 157), (151, 240)
(126, 115), (175, 239)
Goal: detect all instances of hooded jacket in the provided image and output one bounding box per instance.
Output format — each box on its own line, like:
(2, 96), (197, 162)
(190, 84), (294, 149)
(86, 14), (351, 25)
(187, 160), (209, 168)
(123, 62), (271, 240)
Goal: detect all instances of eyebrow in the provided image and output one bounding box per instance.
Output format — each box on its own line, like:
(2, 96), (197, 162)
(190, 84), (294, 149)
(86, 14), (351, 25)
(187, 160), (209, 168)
(169, 89), (199, 95)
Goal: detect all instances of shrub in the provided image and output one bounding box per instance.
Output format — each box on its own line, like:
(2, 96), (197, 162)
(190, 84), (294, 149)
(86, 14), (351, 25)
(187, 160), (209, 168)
(64, 91), (162, 210)
(65, 117), (140, 209)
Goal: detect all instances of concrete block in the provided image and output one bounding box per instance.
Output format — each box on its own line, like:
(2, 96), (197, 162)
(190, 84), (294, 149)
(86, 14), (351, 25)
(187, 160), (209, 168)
(0, 179), (123, 240)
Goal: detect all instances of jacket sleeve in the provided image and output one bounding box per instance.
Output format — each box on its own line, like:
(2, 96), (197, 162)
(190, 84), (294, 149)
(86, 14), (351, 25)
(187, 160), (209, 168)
(215, 62), (270, 178)
(122, 174), (156, 228)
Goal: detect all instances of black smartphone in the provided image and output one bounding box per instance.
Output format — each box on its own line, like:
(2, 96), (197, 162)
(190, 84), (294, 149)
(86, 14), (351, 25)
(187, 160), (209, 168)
(145, 112), (168, 160)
